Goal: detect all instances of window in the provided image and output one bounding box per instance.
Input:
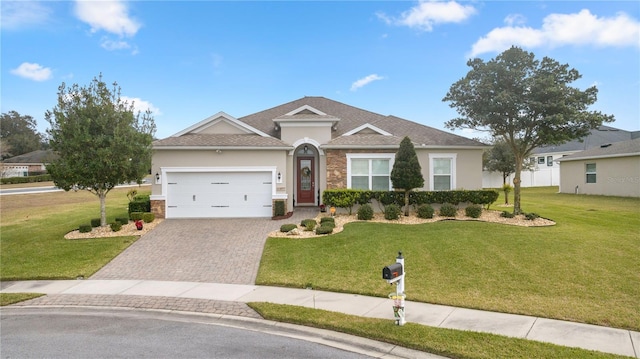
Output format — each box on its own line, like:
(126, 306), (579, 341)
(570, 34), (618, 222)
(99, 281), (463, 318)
(547, 156), (553, 167)
(429, 154), (457, 191)
(347, 154), (394, 190)
(586, 163), (596, 183)
(538, 157), (545, 164)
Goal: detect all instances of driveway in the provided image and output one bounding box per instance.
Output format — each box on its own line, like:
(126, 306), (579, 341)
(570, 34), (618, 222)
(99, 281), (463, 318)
(91, 209), (317, 284)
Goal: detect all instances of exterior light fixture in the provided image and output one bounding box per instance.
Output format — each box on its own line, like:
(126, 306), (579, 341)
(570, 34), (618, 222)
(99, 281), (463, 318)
(277, 172), (282, 183)
(303, 145), (308, 154)
(155, 172), (161, 184)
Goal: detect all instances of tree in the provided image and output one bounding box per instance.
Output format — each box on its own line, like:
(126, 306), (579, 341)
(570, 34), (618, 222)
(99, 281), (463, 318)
(483, 138), (517, 185)
(46, 74), (156, 226)
(0, 111), (43, 159)
(391, 136), (424, 216)
(443, 46), (613, 214)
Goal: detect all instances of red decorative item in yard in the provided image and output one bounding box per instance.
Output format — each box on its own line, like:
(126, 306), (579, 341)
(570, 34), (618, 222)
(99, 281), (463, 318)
(135, 220), (143, 230)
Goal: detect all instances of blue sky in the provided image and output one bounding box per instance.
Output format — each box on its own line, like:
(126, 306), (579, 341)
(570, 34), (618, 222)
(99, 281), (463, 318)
(2, 1), (639, 139)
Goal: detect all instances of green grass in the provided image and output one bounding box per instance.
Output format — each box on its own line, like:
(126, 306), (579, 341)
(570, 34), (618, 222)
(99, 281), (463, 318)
(257, 187), (640, 331)
(249, 302), (626, 359)
(0, 187), (147, 280)
(1, 293), (44, 306)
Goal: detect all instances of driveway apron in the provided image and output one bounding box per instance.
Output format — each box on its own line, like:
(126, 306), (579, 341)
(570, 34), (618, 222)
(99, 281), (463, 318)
(91, 209), (317, 284)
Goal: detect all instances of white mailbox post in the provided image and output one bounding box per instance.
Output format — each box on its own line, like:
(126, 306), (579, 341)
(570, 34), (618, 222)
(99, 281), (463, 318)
(382, 251), (406, 326)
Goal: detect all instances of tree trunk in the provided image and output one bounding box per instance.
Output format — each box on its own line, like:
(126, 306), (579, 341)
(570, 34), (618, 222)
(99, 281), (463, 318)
(513, 158), (523, 215)
(99, 191), (108, 226)
(404, 191), (410, 216)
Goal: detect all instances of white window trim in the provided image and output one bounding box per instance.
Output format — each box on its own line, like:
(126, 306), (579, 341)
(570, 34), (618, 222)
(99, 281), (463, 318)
(429, 153), (457, 191)
(346, 153), (395, 190)
(586, 163), (597, 184)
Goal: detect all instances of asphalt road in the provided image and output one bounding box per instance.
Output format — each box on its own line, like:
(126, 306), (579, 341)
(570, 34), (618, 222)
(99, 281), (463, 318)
(1, 308), (374, 359)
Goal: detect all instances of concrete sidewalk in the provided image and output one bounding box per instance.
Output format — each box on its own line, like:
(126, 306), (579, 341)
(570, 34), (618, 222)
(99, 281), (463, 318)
(2, 280), (638, 358)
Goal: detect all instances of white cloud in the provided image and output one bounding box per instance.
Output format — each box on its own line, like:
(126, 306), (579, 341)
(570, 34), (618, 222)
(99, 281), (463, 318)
(350, 74), (385, 91)
(121, 96), (162, 116)
(101, 38), (131, 51)
(0, 1), (51, 30)
(10, 62), (53, 81)
(470, 9), (640, 57)
(378, 0), (476, 32)
(504, 14), (526, 27)
(74, 0), (141, 37)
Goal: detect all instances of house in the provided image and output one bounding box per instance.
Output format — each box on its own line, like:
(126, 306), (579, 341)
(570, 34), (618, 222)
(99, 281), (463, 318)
(0, 150), (55, 178)
(482, 126), (640, 188)
(150, 97), (488, 219)
(557, 138), (640, 197)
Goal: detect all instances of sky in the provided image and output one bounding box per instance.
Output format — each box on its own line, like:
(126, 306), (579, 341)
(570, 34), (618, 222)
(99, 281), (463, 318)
(2, 1), (639, 140)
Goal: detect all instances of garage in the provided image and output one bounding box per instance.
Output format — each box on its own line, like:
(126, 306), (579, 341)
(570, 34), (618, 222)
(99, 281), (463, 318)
(165, 172), (273, 218)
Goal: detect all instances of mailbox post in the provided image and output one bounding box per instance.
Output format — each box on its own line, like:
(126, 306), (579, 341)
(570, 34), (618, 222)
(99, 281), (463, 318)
(382, 251), (406, 326)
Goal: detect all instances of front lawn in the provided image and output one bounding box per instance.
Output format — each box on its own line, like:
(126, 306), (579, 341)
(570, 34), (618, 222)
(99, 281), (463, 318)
(257, 187), (640, 331)
(0, 187), (147, 280)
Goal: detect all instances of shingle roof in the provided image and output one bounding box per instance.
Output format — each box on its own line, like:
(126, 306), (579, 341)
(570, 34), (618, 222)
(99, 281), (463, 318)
(2, 150), (57, 164)
(534, 126), (636, 154)
(557, 138), (640, 161)
(153, 134), (292, 149)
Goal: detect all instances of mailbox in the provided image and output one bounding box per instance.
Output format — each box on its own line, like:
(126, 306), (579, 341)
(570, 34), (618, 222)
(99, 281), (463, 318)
(382, 263), (403, 280)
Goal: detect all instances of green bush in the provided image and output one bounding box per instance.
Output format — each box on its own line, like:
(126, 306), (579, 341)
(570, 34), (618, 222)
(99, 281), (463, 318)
(301, 219), (317, 231)
(315, 225), (334, 235)
(280, 224), (297, 232)
(116, 217), (129, 225)
(416, 204), (434, 219)
(128, 198), (150, 215)
(90, 218), (101, 227)
(525, 212), (540, 220)
(78, 224), (92, 233)
(142, 212), (155, 223)
(130, 212), (144, 221)
(384, 204), (402, 220)
(465, 204), (483, 219)
(110, 222), (122, 232)
(501, 211), (515, 218)
(274, 200), (285, 217)
(319, 217), (335, 224)
(439, 203), (458, 217)
(321, 189), (364, 215)
(320, 221), (335, 229)
(357, 204), (374, 220)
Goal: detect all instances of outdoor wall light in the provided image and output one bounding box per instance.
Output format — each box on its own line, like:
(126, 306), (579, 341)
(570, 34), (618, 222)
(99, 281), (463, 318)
(303, 145), (309, 153)
(155, 172), (160, 184)
(277, 172), (282, 182)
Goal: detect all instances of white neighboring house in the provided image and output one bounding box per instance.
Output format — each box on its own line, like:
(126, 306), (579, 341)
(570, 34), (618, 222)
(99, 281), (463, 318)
(482, 126), (640, 188)
(557, 138), (640, 197)
(1, 150), (55, 178)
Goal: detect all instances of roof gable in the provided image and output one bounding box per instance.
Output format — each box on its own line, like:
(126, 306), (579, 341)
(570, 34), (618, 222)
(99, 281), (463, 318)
(172, 112), (270, 137)
(343, 123), (392, 136)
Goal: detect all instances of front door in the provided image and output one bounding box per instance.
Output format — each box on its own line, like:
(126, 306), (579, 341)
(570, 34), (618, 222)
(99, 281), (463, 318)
(297, 157), (315, 204)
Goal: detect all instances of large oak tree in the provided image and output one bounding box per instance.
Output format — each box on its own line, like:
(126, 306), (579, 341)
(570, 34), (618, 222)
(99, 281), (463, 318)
(0, 111), (44, 159)
(443, 46), (613, 214)
(46, 75), (156, 226)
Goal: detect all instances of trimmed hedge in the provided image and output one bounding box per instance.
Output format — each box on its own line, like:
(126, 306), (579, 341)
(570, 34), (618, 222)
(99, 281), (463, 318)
(110, 222), (122, 232)
(384, 204), (402, 220)
(0, 174), (51, 185)
(130, 212), (144, 221)
(280, 224), (297, 232)
(301, 219), (317, 231)
(90, 218), (101, 227)
(319, 217), (335, 224)
(439, 203), (458, 217)
(116, 217), (129, 225)
(416, 204), (435, 219)
(274, 200), (285, 217)
(315, 225), (334, 235)
(357, 203), (374, 220)
(142, 212), (155, 223)
(128, 194), (150, 215)
(78, 224), (92, 233)
(465, 204), (483, 218)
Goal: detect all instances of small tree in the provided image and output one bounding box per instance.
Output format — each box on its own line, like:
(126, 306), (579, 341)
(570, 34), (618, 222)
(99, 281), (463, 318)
(391, 136), (424, 216)
(484, 139), (516, 185)
(443, 46), (613, 214)
(46, 74), (156, 226)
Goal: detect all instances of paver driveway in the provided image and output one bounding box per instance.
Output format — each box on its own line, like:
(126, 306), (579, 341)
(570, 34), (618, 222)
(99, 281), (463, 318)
(91, 209), (316, 284)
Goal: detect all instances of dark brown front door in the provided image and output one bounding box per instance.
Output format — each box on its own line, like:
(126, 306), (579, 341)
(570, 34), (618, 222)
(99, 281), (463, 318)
(297, 157), (315, 204)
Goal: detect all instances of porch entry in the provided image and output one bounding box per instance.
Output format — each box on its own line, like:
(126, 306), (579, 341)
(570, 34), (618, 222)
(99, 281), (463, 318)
(297, 157), (315, 205)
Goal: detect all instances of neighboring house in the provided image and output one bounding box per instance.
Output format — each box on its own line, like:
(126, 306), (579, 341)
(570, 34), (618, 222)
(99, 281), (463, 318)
(482, 126), (640, 188)
(0, 150), (55, 178)
(151, 97), (488, 219)
(557, 138), (640, 197)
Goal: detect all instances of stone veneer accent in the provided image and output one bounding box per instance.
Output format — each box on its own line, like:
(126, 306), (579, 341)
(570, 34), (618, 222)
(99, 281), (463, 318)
(150, 199), (165, 219)
(325, 149), (394, 189)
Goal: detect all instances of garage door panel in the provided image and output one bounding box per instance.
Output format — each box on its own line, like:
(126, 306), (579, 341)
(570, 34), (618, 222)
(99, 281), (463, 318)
(166, 171), (272, 218)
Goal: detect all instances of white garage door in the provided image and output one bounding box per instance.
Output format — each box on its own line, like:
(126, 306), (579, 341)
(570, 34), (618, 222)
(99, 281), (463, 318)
(166, 172), (272, 218)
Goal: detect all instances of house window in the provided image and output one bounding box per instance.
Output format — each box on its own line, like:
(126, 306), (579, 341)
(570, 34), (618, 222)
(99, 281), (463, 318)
(429, 153), (457, 191)
(547, 156), (553, 167)
(346, 154), (394, 190)
(538, 157), (545, 164)
(586, 163), (596, 183)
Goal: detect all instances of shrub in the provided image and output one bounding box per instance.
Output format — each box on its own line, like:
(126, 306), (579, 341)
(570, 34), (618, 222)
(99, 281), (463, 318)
(128, 196), (150, 215)
(274, 200), (286, 217)
(525, 212), (540, 220)
(321, 221), (335, 229)
(416, 204), (434, 219)
(439, 203), (458, 217)
(142, 212), (155, 223)
(357, 204), (374, 220)
(116, 217), (129, 225)
(90, 218), (101, 227)
(280, 224), (297, 232)
(320, 217), (335, 224)
(110, 222), (122, 232)
(465, 204), (483, 219)
(78, 224), (92, 233)
(384, 204), (402, 220)
(301, 219), (317, 231)
(130, 212), (144, 221)
(501, 211), (515, 218)
(315, 225), (334, 235)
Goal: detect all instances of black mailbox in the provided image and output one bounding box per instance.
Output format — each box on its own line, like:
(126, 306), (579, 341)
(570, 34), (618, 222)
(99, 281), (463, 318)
(382, 263), (403, 280)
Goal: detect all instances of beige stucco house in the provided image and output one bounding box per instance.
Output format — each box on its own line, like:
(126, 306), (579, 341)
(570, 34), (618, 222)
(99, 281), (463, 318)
(150, 97), (488, 219)
(557, 138), (640, 197)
